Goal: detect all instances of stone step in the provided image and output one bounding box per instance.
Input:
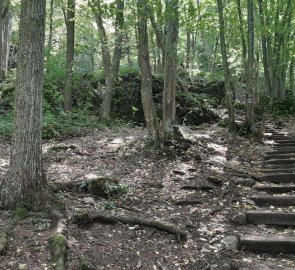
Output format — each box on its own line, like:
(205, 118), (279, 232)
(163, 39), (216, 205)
(251, 195), (295, 206)
(266, 148), (295, 155)
(262, 164), (295, 170)
(255, 184), (295, 193)
(265, 136), (294, 141)
(246, 211), (295, 226)
(240, 265), (295, 270)
(273, 143), (295, 148)
(264, 159), (295, 165)
(240, 235), (295, 254)
(261, 168), (295, 174)
(259, 174), (295, 183)
(264, 154), (295, 160)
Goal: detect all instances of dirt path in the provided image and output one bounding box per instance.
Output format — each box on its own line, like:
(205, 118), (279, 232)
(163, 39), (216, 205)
(0, 123), (295, 269)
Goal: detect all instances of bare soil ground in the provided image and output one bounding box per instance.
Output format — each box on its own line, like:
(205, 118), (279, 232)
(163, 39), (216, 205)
(1, 121), (295, 270)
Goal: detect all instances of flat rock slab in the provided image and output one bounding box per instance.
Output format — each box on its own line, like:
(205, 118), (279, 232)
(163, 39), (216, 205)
(255, 184), (295, 193)
(240, 235), (295, 254)
(251, 195), (295, 206)
(259, 174), (295, 183)
(246, 211), (295, 226)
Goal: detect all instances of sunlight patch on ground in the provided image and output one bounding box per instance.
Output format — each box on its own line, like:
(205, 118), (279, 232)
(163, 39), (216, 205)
(0, 158), (9, 168)
(207, 143), (227, 155)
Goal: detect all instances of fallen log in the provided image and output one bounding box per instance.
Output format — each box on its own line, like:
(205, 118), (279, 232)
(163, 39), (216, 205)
(73, 211), (188, 242)
(49, 219), (67, 270)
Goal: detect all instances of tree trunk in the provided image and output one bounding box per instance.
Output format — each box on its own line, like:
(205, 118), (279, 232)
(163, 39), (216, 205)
(163, 0), (179, 136)
(91, 0), (124, 120)
(0, 0), (47, 210)
(64, 0), (75, 112)
(137, 0), (160, 144)
(0, 1), (12, 81)
(245, 0), (255, 130)
(216, 0), (235, 131)
(99, 0), (124, 119)
(185, 30), (191, 70)
(257, 0), (272, 96)
(290, 57), (295, 96)
(46, 0), (54, 60)
(148, 1), (164, 72)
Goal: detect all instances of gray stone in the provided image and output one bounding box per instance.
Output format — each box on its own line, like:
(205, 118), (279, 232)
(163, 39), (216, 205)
(221, 236), (239, 251)
(232, 213), (247, 225)
(233, 178), (255, 187)
(83, 197), (95, 205)
(218, 263), (232, 270)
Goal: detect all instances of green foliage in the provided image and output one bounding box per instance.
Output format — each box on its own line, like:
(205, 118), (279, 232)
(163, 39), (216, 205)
(176, 91), (219, 108)
(118, 66), (140, 77)
(0, 69), (16, 110)
(260, 94), (295, 116)
(0, 113), (13, 138)
(13, 207), (29, 222)
(273, 96), (295, 116)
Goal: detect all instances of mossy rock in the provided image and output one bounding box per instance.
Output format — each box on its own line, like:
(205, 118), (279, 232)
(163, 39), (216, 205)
(73, 211), (92, 227)
(0, 232), (8, 255)
(49, 233), (67, 270)
(87, 177), (119, 198)
(79, 256), (95, 270)
(49, 194), (66, 213)
(49, 144), (77, 152)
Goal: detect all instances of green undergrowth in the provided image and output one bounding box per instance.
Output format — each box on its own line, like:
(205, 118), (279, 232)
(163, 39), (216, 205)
(0, 110), (130, 140)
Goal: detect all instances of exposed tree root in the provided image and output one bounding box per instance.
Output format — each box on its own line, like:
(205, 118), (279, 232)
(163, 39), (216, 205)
(73, 211), (188, 242)
(174, 199), (203, 206)
(49, 218), (68, 270)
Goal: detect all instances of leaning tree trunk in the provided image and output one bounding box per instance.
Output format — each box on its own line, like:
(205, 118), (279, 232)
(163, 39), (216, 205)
(137, 0), (160, 144)
(163, 0), (179, 137)
(0, 1), (12, 81)
(217, 0), (235, 131)
(0, 0), (47, 210)
(64, 0), (75, 112)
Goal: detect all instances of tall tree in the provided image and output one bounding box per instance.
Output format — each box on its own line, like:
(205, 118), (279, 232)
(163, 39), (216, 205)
(90, 0), (125, 120)
(63, 0), (75, 112)
(245, 0), (256, 129)
(216, 0), (235, 131)
(0, 0), (12, 81)
(46, 0), (54, 60)
(0, 0), (47, 210)
(162, 0), (179, 137)
(137, 0), (160, 144)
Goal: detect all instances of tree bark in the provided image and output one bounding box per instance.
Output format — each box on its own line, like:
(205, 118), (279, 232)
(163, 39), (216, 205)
(257, 0), (272, 97)
(216, 0), (235, 131)
(137, 0), (160, 144)
(100, 0), (124, 119)
(91, 0), (124, 120)
(46, 0), (54, 60)
(0, 0), (12, 81)
(0, 0), (47, 210)
(163, 0), (179, 136)
(64, 0), (75, 112)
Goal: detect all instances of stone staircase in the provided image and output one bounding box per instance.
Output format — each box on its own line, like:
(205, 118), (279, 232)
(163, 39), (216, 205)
(233, 127), (295, 269)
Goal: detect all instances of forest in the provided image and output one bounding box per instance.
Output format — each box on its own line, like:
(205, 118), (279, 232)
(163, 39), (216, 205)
(1, 0), (295, 269)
